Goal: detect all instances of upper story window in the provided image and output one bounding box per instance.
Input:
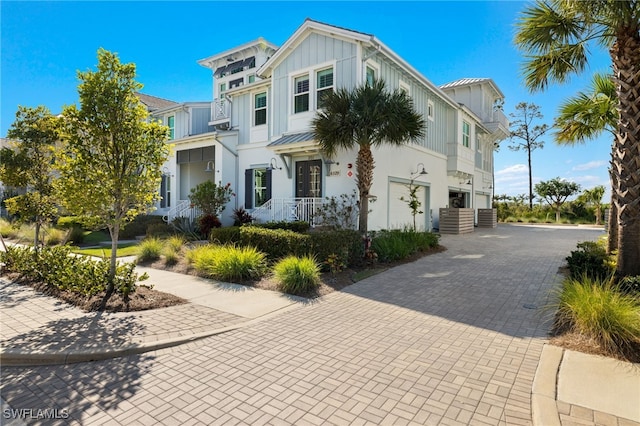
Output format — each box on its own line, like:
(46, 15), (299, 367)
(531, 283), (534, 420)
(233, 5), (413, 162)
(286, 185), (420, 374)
(167, 116), (175, 140)
(462, 121), (470, 148)
(316, 68), (333, 109)
(254, 92), (267, 126)
(229, 77), (243, 89)
(399, 80), (410, 95)
(219, 83), (226, 99)
(366, 66), (376, 85)
(248, 74), (256, 84)
(427, 100), (435, 121)
(294, 75), (310, 114)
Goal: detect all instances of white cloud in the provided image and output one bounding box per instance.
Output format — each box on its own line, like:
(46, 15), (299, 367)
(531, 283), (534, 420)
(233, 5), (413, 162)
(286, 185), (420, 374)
(572, 160), (607, 171)
(494, 164), (530, 195)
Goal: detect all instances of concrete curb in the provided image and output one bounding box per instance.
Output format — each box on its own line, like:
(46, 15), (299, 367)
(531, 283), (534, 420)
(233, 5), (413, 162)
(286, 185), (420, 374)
(531, 344), (564, 426)
(0, 303), (301, 367)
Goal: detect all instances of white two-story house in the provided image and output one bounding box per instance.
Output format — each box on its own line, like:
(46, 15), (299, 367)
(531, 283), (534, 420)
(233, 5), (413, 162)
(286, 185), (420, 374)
(150, 19), (508, 231)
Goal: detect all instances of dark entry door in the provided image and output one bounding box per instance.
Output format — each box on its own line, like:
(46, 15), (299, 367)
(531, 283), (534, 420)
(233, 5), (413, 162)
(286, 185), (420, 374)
(295, 160), (322, 197)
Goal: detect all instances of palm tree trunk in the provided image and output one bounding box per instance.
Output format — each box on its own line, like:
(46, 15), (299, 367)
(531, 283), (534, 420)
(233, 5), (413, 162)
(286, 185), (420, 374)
(607, 150), (619, 254)
(611, 31), (640, 276)
(356, 143), (374, 235)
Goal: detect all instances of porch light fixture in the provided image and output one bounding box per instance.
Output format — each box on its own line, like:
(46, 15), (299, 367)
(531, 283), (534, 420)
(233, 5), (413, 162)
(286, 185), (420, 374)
(267, 158), (282, 171)
(411, 163), (428, 178)
(204, 161), (215, 172)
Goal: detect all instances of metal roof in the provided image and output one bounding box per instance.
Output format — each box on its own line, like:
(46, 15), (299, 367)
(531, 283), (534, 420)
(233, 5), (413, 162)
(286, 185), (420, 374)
(439, 78), (491, 89)
(267, 131), (316, 147)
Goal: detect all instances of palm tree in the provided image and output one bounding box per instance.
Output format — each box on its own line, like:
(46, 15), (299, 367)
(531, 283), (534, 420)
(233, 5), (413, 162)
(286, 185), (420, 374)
(555, 72), (618, 249)
(515, 0), (640, 277)
(312, 79), (425, 235)
(578, 185), (606, 225)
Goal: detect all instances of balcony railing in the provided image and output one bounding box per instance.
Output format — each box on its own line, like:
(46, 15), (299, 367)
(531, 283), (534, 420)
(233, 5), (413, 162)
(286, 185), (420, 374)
(251, 198), (325, 226)
(211, 99), (230, 124)
(162, 200), (201, 224)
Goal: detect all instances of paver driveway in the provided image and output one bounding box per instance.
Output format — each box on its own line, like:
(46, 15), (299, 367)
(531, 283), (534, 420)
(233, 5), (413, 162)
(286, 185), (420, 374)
(1, 224), (603, 425)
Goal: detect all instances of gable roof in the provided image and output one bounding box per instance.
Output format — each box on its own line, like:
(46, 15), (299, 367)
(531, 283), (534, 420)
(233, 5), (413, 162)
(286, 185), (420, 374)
(197, 37), (279, 70)
(256, 18), (460, 110)
(136, 93), (179, 111)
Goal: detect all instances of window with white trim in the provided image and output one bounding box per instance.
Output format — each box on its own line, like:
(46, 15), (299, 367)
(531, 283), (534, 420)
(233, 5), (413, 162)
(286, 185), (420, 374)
(219, 83), (226, 98)
(167, 116), (175, 140)
(399, 80), (410, 95)
(254, 92), (267, 126)
(427, 100), (434, 121)
(248, 74), (256, 84)
(462, 121), (470, 148)
(316, 68), (333, 109)
(294, 75), (310, 113)
(366, 66), (375, 85)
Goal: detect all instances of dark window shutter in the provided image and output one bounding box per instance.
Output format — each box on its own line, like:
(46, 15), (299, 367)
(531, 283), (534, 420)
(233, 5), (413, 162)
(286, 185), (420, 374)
(266, 169), (273, 201)
(160, 175), (167, 208)
(245, 169), (253, 209)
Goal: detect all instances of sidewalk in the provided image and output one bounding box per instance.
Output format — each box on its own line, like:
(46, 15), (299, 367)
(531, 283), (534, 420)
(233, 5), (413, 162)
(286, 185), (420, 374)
(1, 226), (639, 425)
(0, 264), (306, 366)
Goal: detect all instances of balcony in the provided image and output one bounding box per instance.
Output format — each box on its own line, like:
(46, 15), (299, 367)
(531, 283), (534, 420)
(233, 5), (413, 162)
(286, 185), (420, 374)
(210, 98), (230, 126)
(483, 109), (509, 140)
(447, 143), (475, 176)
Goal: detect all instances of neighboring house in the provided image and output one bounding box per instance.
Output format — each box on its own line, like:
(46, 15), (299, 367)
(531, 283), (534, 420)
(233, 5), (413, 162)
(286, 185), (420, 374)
(152, 19), (508, 230)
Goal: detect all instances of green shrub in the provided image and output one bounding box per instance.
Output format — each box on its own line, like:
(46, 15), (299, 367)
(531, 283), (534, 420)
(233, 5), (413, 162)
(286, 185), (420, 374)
(566, 240), (613, 280)
(187, 244), (266, 281)
(619, 276), (640, 295)
(165, 235), (186, 253)
(209, 226), (241, 245)
(0, 245), (146, 300)
(253, 221), (310, 233)
(119, 215), (166, 239)
(163, 247), (180, 266)
(66, 226), (85, 244)
(555, 275), (640, 353)
(57, 216), (85, 230)
(206, 245), (266, 281)
(146, 222), (172, 237)
(137, 237), (162, 263)
(274, 255), (321, 295)
(371, 229), (439, 263)
(308, 229), (363, 269)
(44, 228), (66, 246)
(240, 226), (311, 260)
(0, 219), (19, 239)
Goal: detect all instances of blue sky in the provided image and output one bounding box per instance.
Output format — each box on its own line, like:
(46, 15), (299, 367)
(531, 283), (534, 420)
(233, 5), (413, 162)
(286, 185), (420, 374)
(1, 1), (613, 199)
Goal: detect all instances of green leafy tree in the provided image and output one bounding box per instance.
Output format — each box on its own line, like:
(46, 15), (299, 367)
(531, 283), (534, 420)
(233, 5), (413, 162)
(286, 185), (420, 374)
(515, 0), (640, 276)
(577, 185), (606, 225)
(535, 177), (581, 223)
(0, 106), (61, 248)
(312, 79), (425, 235)
(57, 49), (169, 296)
(555, 72), (618, 251)
(188, 181), (234, 217)
(400, 183), (424, 232)
(508, 102), (549, 209)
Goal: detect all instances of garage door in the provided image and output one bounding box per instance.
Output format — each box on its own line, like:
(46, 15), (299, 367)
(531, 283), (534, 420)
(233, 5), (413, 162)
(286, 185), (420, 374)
(388, 182), (429, 230)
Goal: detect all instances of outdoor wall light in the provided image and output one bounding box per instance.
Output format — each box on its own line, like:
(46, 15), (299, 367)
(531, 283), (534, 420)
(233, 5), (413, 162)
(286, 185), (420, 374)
(204, 161), (215, 172)
(411, 163), (428, 178)
(267, 158), (282, 171)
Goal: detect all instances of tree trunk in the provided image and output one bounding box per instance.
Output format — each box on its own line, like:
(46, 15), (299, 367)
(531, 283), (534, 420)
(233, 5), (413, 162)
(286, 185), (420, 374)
(102, 221), (120, 305)
(555, 208), (561, 223)
(34, 220), (41, 250)
(607, 147), (619, 254)
(356, 143), (374, 236)
(527, 148), (533, 210)
(611, 31), (640, 276)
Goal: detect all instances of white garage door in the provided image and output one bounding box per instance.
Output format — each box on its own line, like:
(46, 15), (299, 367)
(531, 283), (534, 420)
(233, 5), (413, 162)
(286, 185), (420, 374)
(388, 182), (429, 230)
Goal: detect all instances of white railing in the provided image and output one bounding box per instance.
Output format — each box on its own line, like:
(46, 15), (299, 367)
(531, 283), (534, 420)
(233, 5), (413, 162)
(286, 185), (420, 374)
(212, 99), (230, 123)
(163, 200), (201, 224)
(251, 198), (325, 226)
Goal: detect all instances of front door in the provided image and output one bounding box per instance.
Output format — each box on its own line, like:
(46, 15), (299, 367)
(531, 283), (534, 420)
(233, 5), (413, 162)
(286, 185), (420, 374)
(296, 160), (322, 197)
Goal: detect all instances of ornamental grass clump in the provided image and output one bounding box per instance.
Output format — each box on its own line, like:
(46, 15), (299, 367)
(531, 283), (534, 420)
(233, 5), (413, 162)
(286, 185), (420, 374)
(274, 255), (321, 296)
(555, 275), (640, 354)
(137, 237), (163, 263)
(187, 244), (266, 281)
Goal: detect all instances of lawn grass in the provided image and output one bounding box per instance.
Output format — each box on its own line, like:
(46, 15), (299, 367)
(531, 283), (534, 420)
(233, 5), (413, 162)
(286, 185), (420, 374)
(72, 242), (139, 258)
(82, 230), (111, 244)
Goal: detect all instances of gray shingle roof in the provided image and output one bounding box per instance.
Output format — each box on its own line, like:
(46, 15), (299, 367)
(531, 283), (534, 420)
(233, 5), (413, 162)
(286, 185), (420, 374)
(136, 93), (179, 111)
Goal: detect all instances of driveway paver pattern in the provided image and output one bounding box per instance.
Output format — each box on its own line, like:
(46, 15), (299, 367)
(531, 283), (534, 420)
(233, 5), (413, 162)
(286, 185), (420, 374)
(1, 225), (604, 425)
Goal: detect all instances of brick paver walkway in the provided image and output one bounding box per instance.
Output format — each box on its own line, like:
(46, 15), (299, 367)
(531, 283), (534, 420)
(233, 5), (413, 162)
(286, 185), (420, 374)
(1, 225), (605, 425)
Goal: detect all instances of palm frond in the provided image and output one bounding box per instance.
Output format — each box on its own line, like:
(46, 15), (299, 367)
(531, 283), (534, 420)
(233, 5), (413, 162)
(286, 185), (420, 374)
(521, 42), (589, 91)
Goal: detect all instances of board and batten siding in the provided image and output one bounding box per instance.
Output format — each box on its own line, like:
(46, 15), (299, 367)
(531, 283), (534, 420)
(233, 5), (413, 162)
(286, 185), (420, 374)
(231, 93), (251, 145)
(367, 52), (454, 157)
(271, 33), (359, 136)
(191, 107), (212, 135)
